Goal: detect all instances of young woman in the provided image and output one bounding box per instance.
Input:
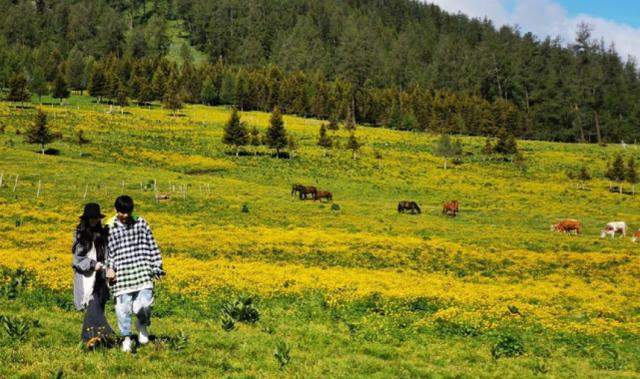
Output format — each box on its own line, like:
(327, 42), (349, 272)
(72, 203), (114, 344)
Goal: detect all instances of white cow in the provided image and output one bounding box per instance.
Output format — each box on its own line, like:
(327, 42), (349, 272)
(600, 221), (627, 239)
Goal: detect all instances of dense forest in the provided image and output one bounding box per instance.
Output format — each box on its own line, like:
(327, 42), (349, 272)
(1, 0), (639, 143)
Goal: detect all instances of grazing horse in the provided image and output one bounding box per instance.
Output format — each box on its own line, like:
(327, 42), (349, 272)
(300, 186), (318, 200)
(316, 191), (333, 202)
(442, 200), (459, 217)
(398, 201), (421, 214)
(291, 184), (305, 197)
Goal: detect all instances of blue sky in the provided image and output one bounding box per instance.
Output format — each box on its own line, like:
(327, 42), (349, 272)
(429, 0), (640, 59)
(561, 0), (640, 27)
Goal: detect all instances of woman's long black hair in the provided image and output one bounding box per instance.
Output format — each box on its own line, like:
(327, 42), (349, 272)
(75, 218), (108, 251)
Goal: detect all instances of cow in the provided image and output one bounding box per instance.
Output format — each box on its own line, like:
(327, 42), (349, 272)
(600, 221), (628, 239)
(442, 200), (459, 217)
(398, 201), (421, 214)
(632, 231), (640, 243)
(551, 219), (581, 235)
(316, 191), (333, 202)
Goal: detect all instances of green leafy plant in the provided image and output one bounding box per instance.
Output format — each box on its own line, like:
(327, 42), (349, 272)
(220, 313), (236, 332)
(491, 332), (525, 359)
(221, 296), (260, 324)
(274, 340), (291, 369)
(0, 314), (36, 341)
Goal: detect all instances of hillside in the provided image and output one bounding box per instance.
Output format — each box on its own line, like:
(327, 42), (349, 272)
(0, 98), (639, 376)
(0, 0), (639, 142)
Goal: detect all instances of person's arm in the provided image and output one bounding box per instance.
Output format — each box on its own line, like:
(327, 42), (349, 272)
(72, 232), (96, 274)
(105, 229), (117, 280)
(144, 220), (164, 278)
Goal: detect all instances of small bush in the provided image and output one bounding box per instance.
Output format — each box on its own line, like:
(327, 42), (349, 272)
(274, 340), (291, 369)
(241, 204), (249, 213)
(220, 313), (235, 331)
(491, 332), (525, 359)
(0, 314), (37, 341)
(221, 296), (260, 324)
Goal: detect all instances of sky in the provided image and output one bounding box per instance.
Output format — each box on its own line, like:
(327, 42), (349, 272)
(427, 0), (640, 60)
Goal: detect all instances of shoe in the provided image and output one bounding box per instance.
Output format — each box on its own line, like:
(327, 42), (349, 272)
(137, 320), (149, 345)
(122, 336), (132, 353)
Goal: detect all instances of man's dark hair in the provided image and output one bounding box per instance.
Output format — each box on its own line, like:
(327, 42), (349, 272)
(115, 195), (134, 214)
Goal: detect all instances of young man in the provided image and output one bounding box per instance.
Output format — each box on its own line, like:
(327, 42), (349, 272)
(105, 195), (164, 352)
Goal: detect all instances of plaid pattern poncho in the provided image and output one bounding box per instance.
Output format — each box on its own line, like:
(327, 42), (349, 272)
(106, 215), (164, 296)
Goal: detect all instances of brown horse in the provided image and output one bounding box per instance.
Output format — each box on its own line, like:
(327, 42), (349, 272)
(398, 201), (421, 214)
(316, 191), (333, 202)
(442, 200), (459, 217)
(291, 184), (305, 197)
(291, 184), (317, 200)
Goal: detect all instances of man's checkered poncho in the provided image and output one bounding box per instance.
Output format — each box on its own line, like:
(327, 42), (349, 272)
(106, 216), (164, 296)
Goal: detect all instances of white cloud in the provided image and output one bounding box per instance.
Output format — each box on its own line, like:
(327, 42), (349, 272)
(427, 0), (640, 60)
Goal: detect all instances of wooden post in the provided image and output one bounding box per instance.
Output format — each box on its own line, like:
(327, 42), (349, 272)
(12, 175), (18, 192)
(154, 179), (157, 192)
(83, 184), (88, 200)
(36, 180), (41, 198)
(0, 172), (3, 188)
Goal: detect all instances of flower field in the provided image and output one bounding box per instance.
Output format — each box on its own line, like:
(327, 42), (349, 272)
(0, 97), (639, 377)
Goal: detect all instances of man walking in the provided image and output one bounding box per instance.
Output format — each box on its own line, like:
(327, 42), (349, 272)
(105, 195), (164, 352)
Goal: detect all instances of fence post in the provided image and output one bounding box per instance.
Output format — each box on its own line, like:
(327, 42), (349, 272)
(0, 172), (3, 188)
(12, 175), (18, 192)
(36, 180), (41, 198)
(83, 184), (88, 200)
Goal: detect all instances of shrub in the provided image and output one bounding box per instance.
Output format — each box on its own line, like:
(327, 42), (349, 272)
(274, 340), (291, 369)
(221, 296), (260, 324)
(491, 332), (525, 359)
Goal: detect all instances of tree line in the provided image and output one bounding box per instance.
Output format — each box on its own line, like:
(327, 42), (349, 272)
(0, 0), (639, 143)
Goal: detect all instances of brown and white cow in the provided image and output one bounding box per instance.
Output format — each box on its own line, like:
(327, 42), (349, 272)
(600, 221), (627, 239)
(551, 219), (581, 235)
(632, 231), (640, 243)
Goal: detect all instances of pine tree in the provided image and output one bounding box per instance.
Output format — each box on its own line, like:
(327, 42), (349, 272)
(481, 138), (494, 155)
(52, 72), (70, 105)
(25, 110), (59, 154)
(317, 124), (332, 156)
(220, 72), (236, 106)
(66, 47), (86, 94)
(151, 65), (168, 100)
(493, 128), (518, 155)
(287, 135), (298, 158)
(30, 67), (48, 103)
(266, 107), (287, 157)
(200, 78), (218, 105)
(344, 105), (356, 131)
(327, 114), (340, 130)
(88, 63), (108, 103)
(163, 71), (183, 115)
(7, 72), (30, 105)
(346, 132), (361, 159)
(116, 81), (129, 110)
(222, 108), (249, 157)
(434, 133), (454, 169)
(606, 154), (626, 194)
(250, 126), (262, 156)
(627, 157), (638, 195)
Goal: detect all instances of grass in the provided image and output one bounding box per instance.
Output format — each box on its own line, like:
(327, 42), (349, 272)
(0, 96), (639, 377)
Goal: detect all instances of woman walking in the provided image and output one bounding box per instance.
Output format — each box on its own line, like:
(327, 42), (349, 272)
(72, 203), (114, 346)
